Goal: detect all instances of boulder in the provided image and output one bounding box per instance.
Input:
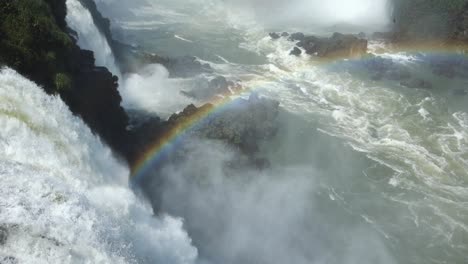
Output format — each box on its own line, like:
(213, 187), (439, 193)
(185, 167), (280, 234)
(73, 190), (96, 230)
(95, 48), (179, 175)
(0, 256), (17, 264)
(290, 47), (302, 56)
(181, 76), (242, 101)
(288, 32), (305, 42)
(167, 93), (280, 156)
(269, 32), (281, 40)
(0, 226), (7, 245)
(286, 32), (367, 58)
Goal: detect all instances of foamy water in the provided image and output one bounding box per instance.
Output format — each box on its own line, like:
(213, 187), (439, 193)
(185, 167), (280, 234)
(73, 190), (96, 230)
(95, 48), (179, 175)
(0, 68), (197, 264)
(53, 0), (468, 263)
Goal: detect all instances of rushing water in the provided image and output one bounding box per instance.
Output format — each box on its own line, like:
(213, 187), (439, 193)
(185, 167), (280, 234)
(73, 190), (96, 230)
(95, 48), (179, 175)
(4, 0), (468, 263)
(91, 1), (468, 263)
(0, 68), (197, 264)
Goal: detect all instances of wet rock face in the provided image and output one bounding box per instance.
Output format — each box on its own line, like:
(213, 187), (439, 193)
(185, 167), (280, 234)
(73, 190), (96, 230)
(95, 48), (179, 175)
(290, 47), (302, 56)
(298, 33), (368, 58)
(181, 76), (242, 101)
(129, 94), (280, 166)
(288, 32), (306, 42)
(281, 32), (368, 58)
(0, 226), (8, 245)
(169, 94), (280, 156)
(0, 256), (17, 264)
(62, 49), (130, 159)
(391, 0), (468, 41)
(269, 32), (281, 40)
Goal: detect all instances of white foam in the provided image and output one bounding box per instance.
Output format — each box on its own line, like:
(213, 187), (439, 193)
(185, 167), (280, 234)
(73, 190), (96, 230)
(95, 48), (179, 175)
(0, 68), (198, 264)
(66, 0), (121, 77)
(174, 34), (194, 43)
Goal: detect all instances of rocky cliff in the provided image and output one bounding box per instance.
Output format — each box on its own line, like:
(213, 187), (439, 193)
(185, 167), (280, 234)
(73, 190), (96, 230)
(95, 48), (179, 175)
(0, 0), (130, 158)
(0, 0), (280, 169)
(391, 0), (468, 42)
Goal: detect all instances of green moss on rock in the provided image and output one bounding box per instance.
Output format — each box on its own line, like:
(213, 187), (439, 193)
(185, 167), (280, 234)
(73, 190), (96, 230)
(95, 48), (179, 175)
(54, 73), (72, 91)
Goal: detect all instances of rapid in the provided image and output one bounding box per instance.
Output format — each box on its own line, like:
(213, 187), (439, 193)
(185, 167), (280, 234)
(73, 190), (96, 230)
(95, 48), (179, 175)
(2, 0), (467, 263)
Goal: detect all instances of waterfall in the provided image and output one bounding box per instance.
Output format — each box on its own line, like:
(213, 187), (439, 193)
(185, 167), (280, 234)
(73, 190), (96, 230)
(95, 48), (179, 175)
(65, 0), (121, 78)
(0, 67), (197, 264)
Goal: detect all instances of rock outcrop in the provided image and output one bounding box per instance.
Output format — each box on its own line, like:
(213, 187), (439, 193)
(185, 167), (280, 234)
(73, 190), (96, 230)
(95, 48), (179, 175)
(181, 76), (242, 101)
(0, 0), (281, 170)
(0, 0), (130, 158)
(283, 32), (368, 58)
(129, 94), (280, 166)
(113, 41), (213, 78)
(391, 0), (468, 42)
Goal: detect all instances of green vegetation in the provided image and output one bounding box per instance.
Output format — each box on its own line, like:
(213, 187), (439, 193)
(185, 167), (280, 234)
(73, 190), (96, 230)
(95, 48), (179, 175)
(54, 73), (72, 91)
(0, 0), (73, 92)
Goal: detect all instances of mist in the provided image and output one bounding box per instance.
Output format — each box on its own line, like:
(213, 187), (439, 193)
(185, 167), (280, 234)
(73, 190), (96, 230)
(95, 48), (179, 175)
(121, 64), (193, 118)
(139, 112), (398, 264)
(94, 0), (391, 33)
(224, 0), (391, 29)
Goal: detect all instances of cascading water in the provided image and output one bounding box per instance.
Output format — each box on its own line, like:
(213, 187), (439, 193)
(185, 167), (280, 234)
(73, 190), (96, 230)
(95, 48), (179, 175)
(90, 1), (468, 263)
(66, 0), (121, 77)
(0, 68), (197, 264)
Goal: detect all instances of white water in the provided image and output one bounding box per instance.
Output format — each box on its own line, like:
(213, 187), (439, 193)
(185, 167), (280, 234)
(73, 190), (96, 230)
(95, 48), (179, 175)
(66, 0), (121, 77)
(59, 0), (468, 263)
(89, 1), (468, 263)
(0, 68), (197, 263)
(66, 0), (198, 116)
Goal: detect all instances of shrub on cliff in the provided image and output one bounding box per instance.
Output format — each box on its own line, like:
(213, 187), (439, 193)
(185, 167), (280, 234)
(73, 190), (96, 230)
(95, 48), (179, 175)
(0, 0), (73, 92)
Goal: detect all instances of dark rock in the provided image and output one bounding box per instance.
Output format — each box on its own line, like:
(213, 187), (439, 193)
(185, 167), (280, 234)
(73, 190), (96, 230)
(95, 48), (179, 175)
(113, 42), (213, 77)
(291, 32), (367, 58)
(62, 49), (130, 159)
(161, 56), (213, 78)
(269, 32), (281, 40)
(357, 32), (367, 39)
(0, 256), (17, 264)
(290, 47), (302, 56)
(400, 79), (433, 89)
(288, 32), (305, 42)
(281, 32), (289, 37)
(39, 234), (64, 247)
(453, 4), (468, 41)
(181, 76), (241, 100)
(0, 226), (7, 245)
(169, 93), (280, 156)
(130, 93), (280, 167)
(0, 0), (131, 161)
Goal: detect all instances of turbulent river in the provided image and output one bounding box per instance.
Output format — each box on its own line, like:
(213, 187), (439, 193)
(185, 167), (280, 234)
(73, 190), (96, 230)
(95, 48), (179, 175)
(1, 0), (468, 263)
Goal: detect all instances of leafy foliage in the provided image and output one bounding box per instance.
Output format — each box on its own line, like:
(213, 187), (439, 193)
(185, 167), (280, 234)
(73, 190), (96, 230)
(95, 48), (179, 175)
(0, 0), (73, 91)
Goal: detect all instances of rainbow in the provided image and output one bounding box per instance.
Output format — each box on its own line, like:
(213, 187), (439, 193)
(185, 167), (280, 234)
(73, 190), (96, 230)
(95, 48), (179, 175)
(130, 90), (246, 183)
(130, 42), (468, 182)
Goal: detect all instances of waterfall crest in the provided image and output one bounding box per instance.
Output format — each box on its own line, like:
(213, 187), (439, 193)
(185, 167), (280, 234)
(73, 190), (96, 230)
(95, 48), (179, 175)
(66, 0), (121, 77)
